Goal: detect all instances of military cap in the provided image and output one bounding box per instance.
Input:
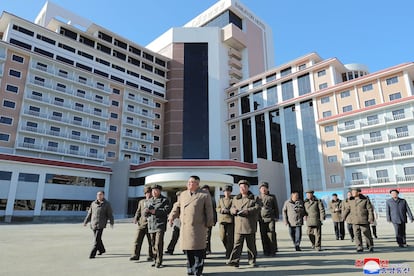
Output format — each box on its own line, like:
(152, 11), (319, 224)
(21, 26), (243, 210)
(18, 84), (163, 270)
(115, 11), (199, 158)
(223, 184), (233, 192)
(305, 190), (314, 194)
(151, 184), (162, 190)
(238, 179), (250, 187)
(259, 181), (269, 189)
(389, 189), (399, 194)
(143, 186), (152, 194)
(351, 187), (361, 192)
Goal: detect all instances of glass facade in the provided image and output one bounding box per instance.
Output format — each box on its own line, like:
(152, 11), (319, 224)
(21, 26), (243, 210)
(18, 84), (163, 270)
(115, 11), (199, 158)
(298, 73), (311, 96)
(242, 118), (253, 163)
(300, 100), (322, 191)
(203, 10), (243, 30)
(282, 80), (294, 101)
(255, 114), (267, 159)
(182, 43), (209, 159)
(269, 110), (283, 162)
(283, 105), (303, 195)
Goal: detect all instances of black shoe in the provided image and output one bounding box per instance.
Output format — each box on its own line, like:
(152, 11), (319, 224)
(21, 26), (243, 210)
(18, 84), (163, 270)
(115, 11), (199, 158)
(368, 247), (374, 252)
(356, 247), (363, 252)
(164, 250), (173, 255)
(336, 237), (339, 240)
(351, 239), (354, 242)
(129, 256), (139, 261)
(151, 263), (156, 267)
(89, 255), (95, 259)
(295, 246), (301, 251)
(98, 250), (105, 255)
(398, 244), (405, 248)
(156, 264), (163, 268)
(227, 262), (239, 268)
(147, 257), (154, 261)
(340, 237), (345, 240)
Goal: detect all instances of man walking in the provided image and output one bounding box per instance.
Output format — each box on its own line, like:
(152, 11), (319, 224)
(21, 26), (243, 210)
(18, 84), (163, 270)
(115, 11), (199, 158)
(343, 187), (374, 252)
(386, 189), (413, 247)
(329, 193), (345, 240)
(216, 184), (234, 259)
(169, 176), (214, 276)
(257, 181), (279, 256)
(83, 190), (114, 259)
(342, 191), (354, 242)
(130, 186), (154, 261)
(283, 192), (306, 251)
(304, 190), (325, 251)
(146, 184), (170, 268)
(227, 179), (260, 268)
(201, 184), (217, 255)
(165, 191), (181, 255)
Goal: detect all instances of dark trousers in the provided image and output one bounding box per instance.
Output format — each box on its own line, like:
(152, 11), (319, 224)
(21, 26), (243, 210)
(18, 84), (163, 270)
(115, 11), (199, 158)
(185, 249), (205, 276)
(353, 224), (373, 249)
(307, 225), (322, 248)
(392, 223), (407, 246)
(219, 223), (234, 259)
(167, 226), (180, 252)
(90, 228), (105, 257)
(228, 233), (257, 265)
(259, 220), (277, 255)
(205, 226), (212, 253)
(132, 226), (153, 259)
(347, 223), (354, 240)
(333, 221), (345, 239)
(150, 231), (165, 265)
(289, 226), (302, 247)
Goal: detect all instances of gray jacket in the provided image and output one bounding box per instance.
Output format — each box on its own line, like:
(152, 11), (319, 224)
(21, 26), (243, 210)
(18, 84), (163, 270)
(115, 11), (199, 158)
(386, 197), (413, 224)
(304, 196), (325, 227)
(343, 194), (373, 225)
(147, 195), (170, 233)
(84, 199), (114, 230)
(283, 199), (305, 227)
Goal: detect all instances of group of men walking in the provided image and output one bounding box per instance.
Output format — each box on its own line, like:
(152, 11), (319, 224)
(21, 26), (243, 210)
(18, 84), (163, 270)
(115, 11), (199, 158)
(83, 181), (413, 276)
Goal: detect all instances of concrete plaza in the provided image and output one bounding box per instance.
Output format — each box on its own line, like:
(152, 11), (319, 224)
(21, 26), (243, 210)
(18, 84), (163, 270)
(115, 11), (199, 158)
(1, 218), (413, 276)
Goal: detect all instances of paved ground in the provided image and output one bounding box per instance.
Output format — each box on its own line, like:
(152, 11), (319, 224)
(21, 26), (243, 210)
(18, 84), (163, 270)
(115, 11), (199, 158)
(1, 218), (413, 276)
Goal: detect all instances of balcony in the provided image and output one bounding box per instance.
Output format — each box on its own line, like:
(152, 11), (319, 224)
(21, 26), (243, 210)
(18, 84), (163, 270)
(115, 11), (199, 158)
(222, 23), (246, 50)
(340, 140), (359, 148)
(363, 136), (385, 145)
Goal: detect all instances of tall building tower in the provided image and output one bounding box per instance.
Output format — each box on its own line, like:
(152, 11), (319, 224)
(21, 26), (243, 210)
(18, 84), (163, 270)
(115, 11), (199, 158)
(146, 0), (274, 160)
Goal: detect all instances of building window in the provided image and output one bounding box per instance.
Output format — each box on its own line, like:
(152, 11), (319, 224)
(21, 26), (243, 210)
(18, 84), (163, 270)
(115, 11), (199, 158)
(230, 124), (236, 130)
(322, 111), (332, 118)
(12, 54), (24, 63)
(389, 92), (402, 101)
(154, 136), (160, 141)
(327, 155), (337, 163)
(352, 172), (363, 180)
(326, 140), (336, 147)
(109, 125), (117, 132)
(107, 151), (116, 158)
(298, 64), (306, 70)
(229, 102), (235, 108)
(386, 76), (398, 85)
(330, 175), (341, 184)
(342, 105), (352, 112)
(0, 133), (10, 141)
(396, 126), (409, 137)
(231, 147), (237, 152)
(9, 69), (21, 78)
(108, 138), (116, 145)
(231, 136), (237, 141)
(6, 84), (19, 93)
(340, 90), (350, 98)
(324, 125), (334, 132)
(317, 70), (326, 77)
(280, 67), (291, 77)
(3, 100), (16, 109)
(365, 99), (376, 107)
(319, 83), (328, 90)
(110, 113), (118, 119)
(362, 84), (373, 92)
(399, 144), (412, 154)
(321, 96), (330, 104)
(18, 173), (39, 182)
(0, 116), (12, 125)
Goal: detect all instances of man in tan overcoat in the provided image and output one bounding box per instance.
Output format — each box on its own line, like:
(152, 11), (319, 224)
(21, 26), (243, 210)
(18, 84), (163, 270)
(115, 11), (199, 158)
(329, 193), (345, 240)
(227, 179), (260, 268)
(169, 175), (214, 276)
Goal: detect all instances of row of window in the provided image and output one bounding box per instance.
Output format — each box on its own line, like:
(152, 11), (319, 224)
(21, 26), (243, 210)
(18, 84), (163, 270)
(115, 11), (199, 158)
(9, 37), (165, 98)
(321, 92), (402, 118)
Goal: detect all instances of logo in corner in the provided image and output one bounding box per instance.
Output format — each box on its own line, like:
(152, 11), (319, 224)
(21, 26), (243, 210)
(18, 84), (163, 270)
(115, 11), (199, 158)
(363, 258), (380, 275)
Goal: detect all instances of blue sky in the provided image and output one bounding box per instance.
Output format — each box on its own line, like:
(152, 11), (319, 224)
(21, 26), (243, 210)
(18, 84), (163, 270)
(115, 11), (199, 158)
(1, 0), (412, 73)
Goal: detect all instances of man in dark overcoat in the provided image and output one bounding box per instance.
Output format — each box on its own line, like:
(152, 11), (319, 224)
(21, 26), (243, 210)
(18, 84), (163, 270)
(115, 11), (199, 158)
(386, 189), (413, 247)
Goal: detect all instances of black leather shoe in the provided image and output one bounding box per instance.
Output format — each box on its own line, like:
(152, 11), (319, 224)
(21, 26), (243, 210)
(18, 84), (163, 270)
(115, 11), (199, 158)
(98, 250), (105, 255)
(129, 256), (139, 261)
(164, 250), (173, 255)
(295, 246), (301, 251)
